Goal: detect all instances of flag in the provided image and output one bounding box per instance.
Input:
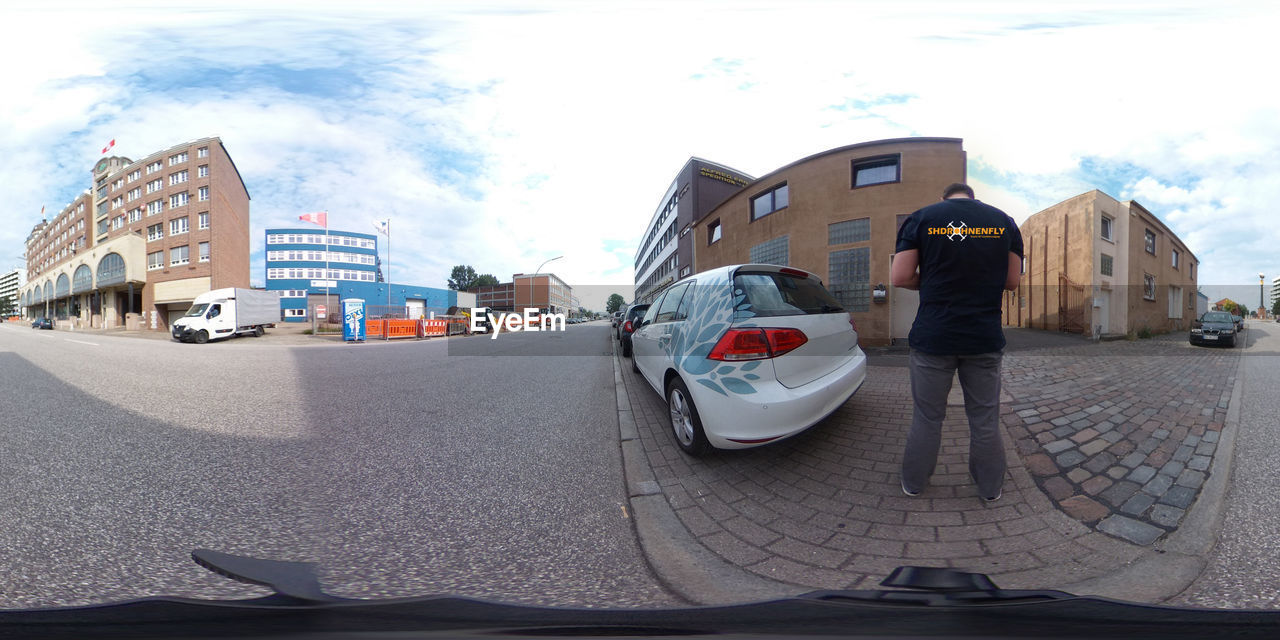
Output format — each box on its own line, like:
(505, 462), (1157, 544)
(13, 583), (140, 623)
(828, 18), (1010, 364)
(372, 219), (388, 235)
(101, 139), (115, 155)
(299, 211), (327, 227)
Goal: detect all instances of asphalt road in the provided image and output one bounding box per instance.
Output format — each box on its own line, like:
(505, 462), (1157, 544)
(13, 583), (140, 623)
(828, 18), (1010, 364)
(1174, 321), (1280, 608)
(0, 321), (675, 609)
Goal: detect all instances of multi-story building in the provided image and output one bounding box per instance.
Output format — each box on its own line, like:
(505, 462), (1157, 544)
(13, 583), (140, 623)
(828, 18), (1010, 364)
(20, 137), (251, 330)
(265, 227), (457, 320)
(1001, 190), (1198, 337)
(474, 272), (574, 316)
(686, 137), (968, 347)
(633, 158), (754, 304)
(0, 268), (25, 317)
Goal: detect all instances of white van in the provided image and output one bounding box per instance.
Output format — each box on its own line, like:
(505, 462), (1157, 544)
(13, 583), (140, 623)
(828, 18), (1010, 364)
(172, 288), (280, 343)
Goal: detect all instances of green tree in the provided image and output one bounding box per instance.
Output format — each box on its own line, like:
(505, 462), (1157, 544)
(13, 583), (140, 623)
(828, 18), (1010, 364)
(448, 265), (478, 290)
(474, 274), (500, 287)
(606, 293), (625, 313)
(1271, 296), (1279, 317)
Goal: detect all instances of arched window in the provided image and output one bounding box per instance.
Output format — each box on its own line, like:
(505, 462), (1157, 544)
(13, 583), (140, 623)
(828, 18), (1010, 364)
(97, 253), (126, 287)
(55, 273), (71, 298)
(73, 264), (94, 294)
(43, 281), (53, 301)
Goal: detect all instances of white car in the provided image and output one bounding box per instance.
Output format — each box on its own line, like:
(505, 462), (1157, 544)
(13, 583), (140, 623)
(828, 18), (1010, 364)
(630, 264), (867, 456)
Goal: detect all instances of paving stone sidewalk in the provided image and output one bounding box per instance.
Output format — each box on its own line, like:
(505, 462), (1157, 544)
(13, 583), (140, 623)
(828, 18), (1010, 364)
(620, 331), (1243, 592)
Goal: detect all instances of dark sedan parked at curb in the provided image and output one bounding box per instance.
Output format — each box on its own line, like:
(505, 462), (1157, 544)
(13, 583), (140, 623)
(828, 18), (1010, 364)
(31, 318), (53, 330)
(1190, 311), (1237, 347)
(617, 303), (651, 358)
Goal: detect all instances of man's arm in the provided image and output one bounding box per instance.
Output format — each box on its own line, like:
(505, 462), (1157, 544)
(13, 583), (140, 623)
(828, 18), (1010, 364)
(892, 249), (920, 291)
(1005, 252), (1022, 291)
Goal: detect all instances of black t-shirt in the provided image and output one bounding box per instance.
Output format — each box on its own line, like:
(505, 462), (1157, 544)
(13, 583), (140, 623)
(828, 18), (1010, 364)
(895, 198), (1024, 355)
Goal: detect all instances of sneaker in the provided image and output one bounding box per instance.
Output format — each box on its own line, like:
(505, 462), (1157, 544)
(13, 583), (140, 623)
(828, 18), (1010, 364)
(902, 482), (921, 497)
(982, 490), (1002, 503)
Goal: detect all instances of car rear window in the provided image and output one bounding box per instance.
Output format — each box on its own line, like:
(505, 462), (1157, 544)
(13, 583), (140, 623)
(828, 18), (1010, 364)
(733, 271), (845, 317)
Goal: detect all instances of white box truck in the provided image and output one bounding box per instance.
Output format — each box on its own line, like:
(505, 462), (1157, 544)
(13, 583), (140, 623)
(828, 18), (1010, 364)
(172, 288), (280, 343)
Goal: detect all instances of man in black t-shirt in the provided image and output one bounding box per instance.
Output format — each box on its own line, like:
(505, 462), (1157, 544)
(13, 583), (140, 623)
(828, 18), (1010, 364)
(891, 183), (1024, 502)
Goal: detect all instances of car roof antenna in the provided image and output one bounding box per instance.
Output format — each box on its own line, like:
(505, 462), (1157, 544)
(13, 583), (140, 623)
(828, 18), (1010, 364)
(192, 549), (347, 604)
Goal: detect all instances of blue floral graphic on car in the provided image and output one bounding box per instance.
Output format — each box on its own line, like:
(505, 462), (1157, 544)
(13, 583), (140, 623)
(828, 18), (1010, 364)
(664, 274), (763, 397)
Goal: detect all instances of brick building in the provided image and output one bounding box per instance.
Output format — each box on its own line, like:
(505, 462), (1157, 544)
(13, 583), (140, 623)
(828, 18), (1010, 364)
(1001, 190), (1198, 337)
(21, 137), (251, 331)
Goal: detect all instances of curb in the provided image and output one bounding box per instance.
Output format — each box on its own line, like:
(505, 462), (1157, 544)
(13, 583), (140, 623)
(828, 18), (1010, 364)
(610, 345), (806, 606)
(1056, 328), (1247, 602)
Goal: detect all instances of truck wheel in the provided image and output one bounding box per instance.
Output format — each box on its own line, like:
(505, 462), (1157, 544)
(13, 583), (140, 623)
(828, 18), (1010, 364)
(194, 330), (209, 344)
(253, 326), (264, 337)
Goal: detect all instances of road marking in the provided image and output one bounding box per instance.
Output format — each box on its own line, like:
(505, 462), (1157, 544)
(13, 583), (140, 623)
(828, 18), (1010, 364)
(64, 339), (99, 346)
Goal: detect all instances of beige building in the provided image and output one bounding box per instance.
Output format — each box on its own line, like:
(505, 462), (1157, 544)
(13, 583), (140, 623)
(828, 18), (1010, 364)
(21, 137), (251, 331)
(1001, 190), (1198, 337)
(690, 137), (967, 347)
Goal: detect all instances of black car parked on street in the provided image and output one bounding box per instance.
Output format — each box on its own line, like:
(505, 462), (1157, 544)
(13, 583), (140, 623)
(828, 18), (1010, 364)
(617, 303), (651, 358)
(1190, 311), (1236, 347)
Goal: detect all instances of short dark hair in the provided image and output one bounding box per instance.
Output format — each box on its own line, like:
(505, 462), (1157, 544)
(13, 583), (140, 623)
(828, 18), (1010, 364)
(942, 183), (975, 199)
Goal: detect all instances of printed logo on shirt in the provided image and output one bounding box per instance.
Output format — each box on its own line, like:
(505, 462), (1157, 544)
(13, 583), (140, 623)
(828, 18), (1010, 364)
(926, 221), (1007, 241)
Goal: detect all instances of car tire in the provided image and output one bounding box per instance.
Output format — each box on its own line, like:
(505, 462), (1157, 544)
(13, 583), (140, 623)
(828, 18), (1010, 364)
(194, 330), (209, 345)
(1227, 336), (1236, 348)
(631, 353), (641, 373)
(253, 326), (264, 337)
(666, 377), (712, 457)
(622, 338), (632, 358)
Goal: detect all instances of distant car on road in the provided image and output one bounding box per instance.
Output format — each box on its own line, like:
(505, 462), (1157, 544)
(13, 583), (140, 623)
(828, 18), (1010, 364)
(617, 303), (651, 358)
(630, 264), (867, 456)
(31, 318), (53, 330)
(1231, 314), (1244, 331)
(1190, 311), (1237, 347)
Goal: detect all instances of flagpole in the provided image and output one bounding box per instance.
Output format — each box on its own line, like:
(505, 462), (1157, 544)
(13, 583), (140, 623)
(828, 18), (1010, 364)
(325, 211), (330, 329)
(386, 219), (391, 340)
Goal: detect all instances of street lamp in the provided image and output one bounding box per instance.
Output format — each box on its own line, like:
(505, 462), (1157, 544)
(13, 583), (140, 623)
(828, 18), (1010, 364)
(1261, 273), (1266, 317)
(528, 255), (563, 314)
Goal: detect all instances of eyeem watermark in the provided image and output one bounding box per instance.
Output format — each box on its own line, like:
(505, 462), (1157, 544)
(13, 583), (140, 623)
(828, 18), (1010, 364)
(470, 308), (566, 339)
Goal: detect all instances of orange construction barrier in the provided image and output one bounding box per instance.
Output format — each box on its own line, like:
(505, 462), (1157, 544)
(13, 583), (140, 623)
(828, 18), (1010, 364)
(386, 319), (418, 339)
(421, 319), (447, 337)
(365, 319), (386, 338)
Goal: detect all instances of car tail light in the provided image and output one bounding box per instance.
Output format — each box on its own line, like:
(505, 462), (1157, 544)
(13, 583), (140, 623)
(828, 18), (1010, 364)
(708, 328), (808, 361)
(778, 268), (811, 279)
(624, 320), (633, 332)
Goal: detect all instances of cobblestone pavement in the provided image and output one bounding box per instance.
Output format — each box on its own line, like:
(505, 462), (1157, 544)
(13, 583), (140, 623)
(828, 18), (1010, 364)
(621, 328), (1244, 592)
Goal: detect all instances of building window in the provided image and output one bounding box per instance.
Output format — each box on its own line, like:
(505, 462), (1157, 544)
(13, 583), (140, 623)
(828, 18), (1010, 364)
(1172, 249), (1180, 269)
(750, 183), (789, 221)
(147, 250), (164, 270)
(128, 208), (142, 223)
(170, 216), (189, 236)
(749, 236), (789, 266)
(708, 219), (722, 244)
(146, 179), (163, 194)
(169, 170), (188, 185)
(1145, 229), (1156, 255)
(146, 161), (162, 174)
(1101, 216), (1114, 241)
(829, 247), (871, 312)
(170, 245), (189, 266)
(198, 165), (209, 178)
(169, 152), (188, 165)
(147, 199), (163, 216)
(197, 147), (208, 158)
(128, 187), (141, 201)
(198, 186), (209, 201)
(110, 215), (125, 230)
(128, 169), (141, 182)
(1143, 273), (1156, 301)
(199, 241), (210, 262)
(170, 192), (189, 208)
(111, 196), (123, 209)
(852, 155), (900, 188)
(829, 218), (871, 245)
(147, 223), (163, 241)
(198, 212), (209, 230)
(1100, 253), (1113, 277)
(285, 308), (307, 318)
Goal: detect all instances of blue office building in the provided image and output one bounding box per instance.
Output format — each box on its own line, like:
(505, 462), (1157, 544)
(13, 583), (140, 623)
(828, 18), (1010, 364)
(265, 228), (458, 321)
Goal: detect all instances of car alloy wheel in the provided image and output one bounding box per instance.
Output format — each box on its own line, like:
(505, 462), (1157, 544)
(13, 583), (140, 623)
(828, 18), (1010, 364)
(666, 377), (710, 456)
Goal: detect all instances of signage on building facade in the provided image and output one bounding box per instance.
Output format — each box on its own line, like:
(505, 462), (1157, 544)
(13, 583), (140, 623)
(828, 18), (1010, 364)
(311, 279), (338, 288)
(699, 167), (749, 187)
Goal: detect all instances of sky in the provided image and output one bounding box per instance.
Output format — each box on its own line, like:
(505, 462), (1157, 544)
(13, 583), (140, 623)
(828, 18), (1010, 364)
(3, 0), (1279, 311)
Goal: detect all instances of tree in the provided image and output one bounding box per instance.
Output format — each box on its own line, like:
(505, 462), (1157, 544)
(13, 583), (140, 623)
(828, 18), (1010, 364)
(1271, 296), (1279, 317)
(448, 265), (479, 291)
(606, 294), (625, 313)
(474, 274), (500, 287)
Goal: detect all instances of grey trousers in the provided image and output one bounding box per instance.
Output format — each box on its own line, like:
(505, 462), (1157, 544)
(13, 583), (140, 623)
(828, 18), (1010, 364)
(901, 350), (1006, 498)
